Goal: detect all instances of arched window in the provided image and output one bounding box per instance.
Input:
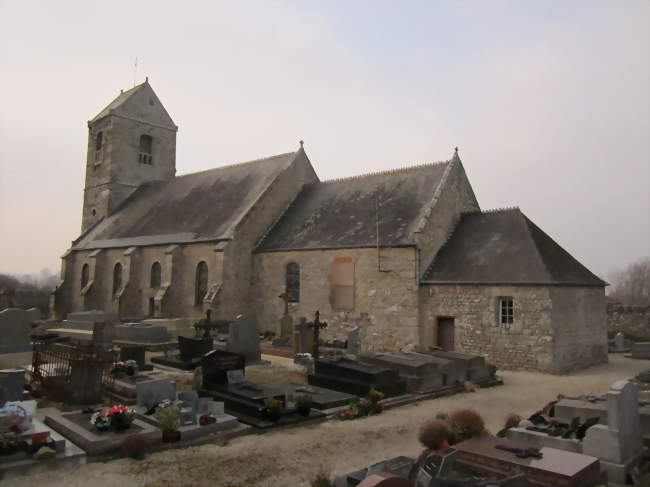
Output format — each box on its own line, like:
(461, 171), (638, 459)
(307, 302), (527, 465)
(81, 263), (89, 288)
(150, 262), (161, 288)
(286, 262), (300, 303)
(138, 134), (153, 165)
(195, 261), (208, 305)
(94, 132), (103, 163)
(113, 263), (123, 295)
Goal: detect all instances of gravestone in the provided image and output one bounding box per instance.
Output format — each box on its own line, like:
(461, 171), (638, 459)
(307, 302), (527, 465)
(135, 377), (176, 410)
(66, 310), (118, 324)
(201, 350), (246, 389)
(227, 315), (261, 363)
(178, 336), (213, 362)
(114, 323), (170, 343)
(0, 308), (32, 353)
(177, 390), (198, 425)
(142, 318), (194, 338)
(347, 327), (361, 355)
(583, 380), (644, 484)
(120, 346), (149, 371)
(70, 360), (103, 404)
(293, 317), (314, 355)
(91, 322), (114, 347)
(630, 342), (650, 360)
(278, 315), (293, 338)
(0, 369), (25, 402)
(25, 307), (41, 323)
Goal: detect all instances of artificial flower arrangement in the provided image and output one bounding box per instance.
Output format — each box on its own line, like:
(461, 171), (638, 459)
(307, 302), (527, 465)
(336, 387), (384, 420)
(110, 360), (138, 377)
(199, 413), (216, 426)
(90, 404), (135, 431)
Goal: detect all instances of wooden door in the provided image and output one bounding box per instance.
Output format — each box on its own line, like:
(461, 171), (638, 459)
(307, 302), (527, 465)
(437, 317), (455, 351)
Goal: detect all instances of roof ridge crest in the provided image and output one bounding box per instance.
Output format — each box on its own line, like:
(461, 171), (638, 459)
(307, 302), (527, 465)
(176, 151), (296, 178)
(321, 160), (449, 184)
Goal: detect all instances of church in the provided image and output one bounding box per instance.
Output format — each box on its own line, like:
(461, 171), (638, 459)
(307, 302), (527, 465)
(52, 80), (607, 373)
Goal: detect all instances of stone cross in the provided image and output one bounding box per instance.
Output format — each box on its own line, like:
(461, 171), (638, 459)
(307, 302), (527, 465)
(278, 291), (290, 316)
(307, 310), (328, 360)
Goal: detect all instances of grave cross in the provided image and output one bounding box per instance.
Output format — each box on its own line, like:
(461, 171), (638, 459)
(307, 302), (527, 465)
(307, 310), (328, 360)
(278, 291), (290, 316)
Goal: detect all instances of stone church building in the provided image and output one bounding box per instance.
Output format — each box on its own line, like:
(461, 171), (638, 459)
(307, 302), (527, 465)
(52, 81), (607, 373)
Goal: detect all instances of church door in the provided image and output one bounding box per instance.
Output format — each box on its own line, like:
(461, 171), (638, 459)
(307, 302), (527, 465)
(437, 317), (455, 351)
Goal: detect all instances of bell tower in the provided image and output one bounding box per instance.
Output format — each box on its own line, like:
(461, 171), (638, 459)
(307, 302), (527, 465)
(81, 79), (178, 232)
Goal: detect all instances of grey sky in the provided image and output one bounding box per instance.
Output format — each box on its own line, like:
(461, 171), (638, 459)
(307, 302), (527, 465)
(0, 0), (648, 280)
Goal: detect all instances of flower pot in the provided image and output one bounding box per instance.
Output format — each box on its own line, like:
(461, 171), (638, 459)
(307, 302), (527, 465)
(297, 406), (311, 417)
(94, 422), (110, 432)
(162, 430), (181, 443)
(110, 415), (133, 431)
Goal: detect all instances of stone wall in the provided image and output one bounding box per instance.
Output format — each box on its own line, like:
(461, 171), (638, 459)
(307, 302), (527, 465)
(549, 287), (607, 373)
(414, 159), (480, 276)
(253, 246), (420, 351)
(220, 151), (318, 319)
(421, 284), (554, 371)
(607, 303), (650, 340)
(56, 242), (224, 319)
(420, 284), (607, 373)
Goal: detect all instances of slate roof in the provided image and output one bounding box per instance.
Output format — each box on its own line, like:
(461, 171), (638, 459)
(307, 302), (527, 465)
(257, 161), (450, 251)
(74, 152), (300, 250)
(422, 208), (606, 286)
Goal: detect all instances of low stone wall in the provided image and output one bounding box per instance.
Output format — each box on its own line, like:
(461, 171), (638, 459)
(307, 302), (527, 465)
(607, 303), (650, 340)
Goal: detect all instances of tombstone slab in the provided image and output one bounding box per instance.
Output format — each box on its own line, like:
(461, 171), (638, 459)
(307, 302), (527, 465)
(227, 315), (261, 364)
(0, 369), (25, 403)
(630, 342), (650, 360)
(135, 377), (176, 410)
(0, 309), (32, 353)
(583, 380), (645, 484)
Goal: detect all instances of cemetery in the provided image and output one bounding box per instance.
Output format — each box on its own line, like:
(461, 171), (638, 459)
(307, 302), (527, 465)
(0, 306), (649, 486)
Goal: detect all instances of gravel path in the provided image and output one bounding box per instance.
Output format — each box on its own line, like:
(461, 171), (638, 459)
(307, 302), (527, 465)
(6, 354), (647, 487)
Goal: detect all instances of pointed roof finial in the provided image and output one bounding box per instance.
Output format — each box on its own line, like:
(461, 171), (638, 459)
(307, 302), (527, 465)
(299, 140), (304, 149)
(145, 76), (149, 83)
(452, 146), (460, 161)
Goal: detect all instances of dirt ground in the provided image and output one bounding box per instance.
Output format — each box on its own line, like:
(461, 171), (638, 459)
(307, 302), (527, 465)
(8, 354), (648, 487)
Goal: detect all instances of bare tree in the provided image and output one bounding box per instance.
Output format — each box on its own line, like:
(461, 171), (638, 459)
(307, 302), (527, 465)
(608, 257), (650, 305)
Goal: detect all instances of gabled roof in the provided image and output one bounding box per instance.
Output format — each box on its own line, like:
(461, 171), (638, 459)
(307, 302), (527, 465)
(89, 79), (176, 129)
(422, 208), (606, 286)
(74, 152), (300, 250)
(257, 161), (450, 251)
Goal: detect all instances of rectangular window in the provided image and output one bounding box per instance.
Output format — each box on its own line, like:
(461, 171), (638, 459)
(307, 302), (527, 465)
(498, 297), (514, 325)
(329, 257), (354, 310)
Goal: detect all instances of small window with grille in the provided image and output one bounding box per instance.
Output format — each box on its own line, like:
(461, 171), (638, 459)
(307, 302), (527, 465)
(138, 134), (153, 165)
(498, 297), (514, 325)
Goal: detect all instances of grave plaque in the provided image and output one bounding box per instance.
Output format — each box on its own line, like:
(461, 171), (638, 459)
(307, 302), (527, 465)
(227, 369), (245, 384)
(91, 322), (114, 347)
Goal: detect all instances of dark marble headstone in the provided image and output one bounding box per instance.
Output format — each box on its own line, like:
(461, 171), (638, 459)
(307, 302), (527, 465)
(0, 369), (24, 402)
(70, 360), (103, 404)
(201, 350), (246, 388)
(120, 346), (148, 371)
(179, 336), (213, 362)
